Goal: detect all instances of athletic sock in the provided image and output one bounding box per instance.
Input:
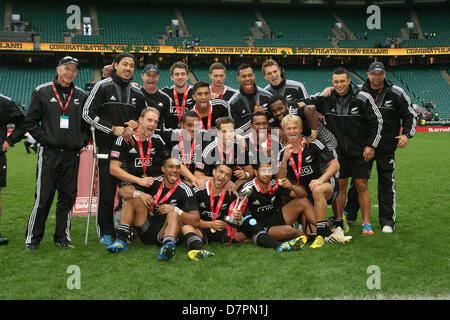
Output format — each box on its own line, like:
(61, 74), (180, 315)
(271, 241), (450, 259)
(317, 220), (332, 238)
(184, 232), (203, 250)
(334, 218), (343, 229)
(162, 236), (176, 246)
(116, 223), (130, 242)
(253, 231), (281, 250)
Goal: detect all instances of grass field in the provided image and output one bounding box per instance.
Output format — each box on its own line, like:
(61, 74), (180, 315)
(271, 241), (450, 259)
(0, 133), (449, 300)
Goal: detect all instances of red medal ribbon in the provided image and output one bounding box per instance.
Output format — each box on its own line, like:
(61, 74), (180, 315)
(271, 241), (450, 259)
(216, 139), (234, 163)
(135, 134), (152, 177)
(254, 178), (279, 194)
(173, 86), (190, 121)
(178, 131), (195, 168)
(194, 102), (212, 130)
(151, 178), (181, 213)
(250, 131), (272, 153)
(289, 140), (304, 181)
(210, 85), (225, 99)
(208, 180), (227, 221)
(51, 82), (74, 115)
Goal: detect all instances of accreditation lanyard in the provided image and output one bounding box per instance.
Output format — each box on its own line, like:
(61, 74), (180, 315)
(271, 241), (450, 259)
(289, 141), (304, 181)
(173, 87), (190, 121)
(254, 178), (279, 194)
(151, 178), (181, 213)
(210, 85), (225, 99)
(178, 131), (195, 168)
(194, 103), (212, 130)
(51, 82), (73, 115)
(374, 85), (384, 104)
(135, 134), (152, 178)
(208, 180), (227, 221)
(216, 139), (234, 163)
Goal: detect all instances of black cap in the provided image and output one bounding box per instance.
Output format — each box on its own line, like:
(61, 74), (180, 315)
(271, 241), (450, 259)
(368, 61), (385, 73)
(142, 64), (159, 74)
(58, 56), (79, 68)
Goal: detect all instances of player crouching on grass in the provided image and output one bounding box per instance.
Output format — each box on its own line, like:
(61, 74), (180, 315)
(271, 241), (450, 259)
(107, 156), (200, 261)
(276, 114), (352, 248)
(236, 162), (312, 252)
(182, 163), (239, 261)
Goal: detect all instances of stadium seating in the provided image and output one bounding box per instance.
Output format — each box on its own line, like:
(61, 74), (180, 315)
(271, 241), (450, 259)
(73, 4), (174, 45)
(336, 7), (409, 48)
(11, 1), (73, 43)
(388, 66), (450, 116)
(176, 6), (255, 47)
(255, 7), (335, 48)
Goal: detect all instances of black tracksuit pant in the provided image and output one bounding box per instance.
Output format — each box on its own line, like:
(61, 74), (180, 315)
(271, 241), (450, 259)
(25, 146), (80, 244)
(344, 151), (397, 229)
(95, 145), (119, 237)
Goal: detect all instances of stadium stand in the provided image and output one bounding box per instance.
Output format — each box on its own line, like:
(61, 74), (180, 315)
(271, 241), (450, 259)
(168, 6), (255, 47)
(336, 7), (410, 48)
(402, 8), (450, 48)
(11, 1), (74, 43)
(73, 4), (175, 45)
(255, 7), (335, 48)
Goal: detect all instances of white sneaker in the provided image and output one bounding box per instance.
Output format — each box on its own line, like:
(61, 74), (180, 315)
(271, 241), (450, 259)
(325, 227), (352, 244)
(382, 225), (393, 233)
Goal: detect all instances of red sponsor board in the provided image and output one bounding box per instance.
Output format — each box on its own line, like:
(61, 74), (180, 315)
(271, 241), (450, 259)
(72, 143), (120, 216)
(416, 126), (450, 132)
(73, 144), (98, 216)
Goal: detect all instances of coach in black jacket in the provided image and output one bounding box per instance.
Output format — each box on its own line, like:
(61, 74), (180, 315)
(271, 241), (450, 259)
(303, 67), (383, 234)
(25, 56), (88, 250)
(344, 62), (416, 232)
(0, 93), (25, 245)
(82, 52), (147, 244)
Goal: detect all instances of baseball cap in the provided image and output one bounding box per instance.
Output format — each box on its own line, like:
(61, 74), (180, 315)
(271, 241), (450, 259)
(368, 61), (385, 73)
(142, 64), (159, 74)
(58, 56), (79, 68)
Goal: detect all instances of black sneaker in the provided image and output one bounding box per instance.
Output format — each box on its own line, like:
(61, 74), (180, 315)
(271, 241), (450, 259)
(26, 242), (39, 251)
(55, 240), (75, 249)
(0, 233), (8, 245)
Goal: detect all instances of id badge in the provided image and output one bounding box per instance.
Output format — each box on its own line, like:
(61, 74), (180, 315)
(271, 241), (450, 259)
(60, 115), (69, 129)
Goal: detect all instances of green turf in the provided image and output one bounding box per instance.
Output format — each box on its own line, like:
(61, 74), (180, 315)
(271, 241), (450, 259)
(0, 133), (449, 300)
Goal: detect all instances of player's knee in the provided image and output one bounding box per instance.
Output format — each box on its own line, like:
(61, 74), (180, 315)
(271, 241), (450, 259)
(354, 180), (369, 193)
(167, 210), (182, 225)
(181, 224), (195, 235)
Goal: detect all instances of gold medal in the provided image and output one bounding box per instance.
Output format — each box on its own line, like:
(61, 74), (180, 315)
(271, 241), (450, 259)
(210, 228), (217, 233)
(142, 172), (147, 178)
